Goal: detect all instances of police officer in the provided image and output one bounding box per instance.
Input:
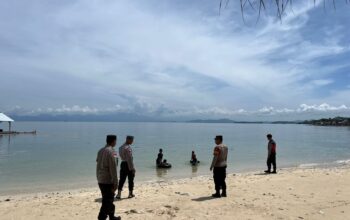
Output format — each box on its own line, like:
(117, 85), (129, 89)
(96, 135), (121, 220)
(116, 136), (136, 199)
(210, 135), (228, 198)
(265, 134), (277, 174)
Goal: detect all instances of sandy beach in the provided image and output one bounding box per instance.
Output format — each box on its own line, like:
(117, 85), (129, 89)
(0, 166), (349, 220)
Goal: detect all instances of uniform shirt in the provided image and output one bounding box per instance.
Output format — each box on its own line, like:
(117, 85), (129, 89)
(96, 145), (118, 185)
(210, 144), (228, 168)
(268, 139), (277, 156)
(119, 143), (135, 171)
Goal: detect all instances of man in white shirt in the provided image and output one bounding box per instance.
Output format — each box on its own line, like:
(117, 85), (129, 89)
(210, 135), (228, 198)
(96, 135), (121, 220)
(116, 136), (136, 199)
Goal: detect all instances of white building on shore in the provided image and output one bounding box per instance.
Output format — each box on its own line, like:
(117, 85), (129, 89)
(0, 113), (14, 132)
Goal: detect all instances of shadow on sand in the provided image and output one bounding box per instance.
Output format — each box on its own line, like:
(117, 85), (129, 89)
(94, 197), (133, 203)
(191, 196), (217, 202)
(254, 172), (270, 176)
(254, 172), (278, 176)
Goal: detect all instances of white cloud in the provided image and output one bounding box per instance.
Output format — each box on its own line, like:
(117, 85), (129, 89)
(258, 107), (275, 113)
(275, 108), (295, 114)
(297, 103), (348, 112)
(310, 79), (334, 86)
(42, 105), (99, 114)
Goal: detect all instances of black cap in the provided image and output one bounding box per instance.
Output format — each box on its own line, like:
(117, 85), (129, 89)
(215, 135), (223, 141)
(126, 135), (134, 140)
(267, 134), (272, 138)
(106, 135), (117, 144)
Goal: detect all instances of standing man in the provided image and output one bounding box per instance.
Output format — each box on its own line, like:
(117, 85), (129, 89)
(116, 136), (136, 199)
(156, 148), (163, 166)
(210, 135), (228, 198)
(265, 134), (277, 174)
(96, 135), (121, 220)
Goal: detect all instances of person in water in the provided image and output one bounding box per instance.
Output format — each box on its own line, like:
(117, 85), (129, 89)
(96, 135), (121, 220)
(116, 136), (136, 199)
(156, 149), (163, 166)
(162, 159), (170, 167)
(190, 151), (198, 165)
(265, 134), (277, 174)
(210, 135), (228, 198)
(156, 149), (171, 168)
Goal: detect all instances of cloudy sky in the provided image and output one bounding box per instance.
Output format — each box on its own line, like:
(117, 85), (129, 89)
(1, 0), (350, 121)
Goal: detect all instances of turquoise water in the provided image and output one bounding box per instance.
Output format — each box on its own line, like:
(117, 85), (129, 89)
(1, 122), (350, 195)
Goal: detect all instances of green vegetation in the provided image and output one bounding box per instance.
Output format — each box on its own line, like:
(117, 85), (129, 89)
(188, 117), (350, 126)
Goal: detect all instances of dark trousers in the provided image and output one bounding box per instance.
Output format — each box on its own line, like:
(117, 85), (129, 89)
(98, 183), (115, 220)
(213, 166), (227, 192)
(267, 153), (277, 172)
(118, 161), (135, 192)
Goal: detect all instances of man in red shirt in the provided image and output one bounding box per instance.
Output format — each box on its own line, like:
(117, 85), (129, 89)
(265, 134), (277, 174)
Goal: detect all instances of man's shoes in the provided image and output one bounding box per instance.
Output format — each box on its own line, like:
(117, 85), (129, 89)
(271, 171), (277, 174)
(115, 190), (122, 200)
(264, 170), (271, 173)
(128, 193), (135, 198)
(221, 192), (227, 197)
(212, 193), (221, 198)
(109, 216), (121, 220)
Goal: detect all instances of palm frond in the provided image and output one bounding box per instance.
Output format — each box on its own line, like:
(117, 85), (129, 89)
(235, 0), (348, 21)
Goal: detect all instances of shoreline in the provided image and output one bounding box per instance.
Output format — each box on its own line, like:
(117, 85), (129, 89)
(1, 163), (349, 199)
(0, 156), (350, 198)
(1, 158), (350, 197)
(1, 165), (350, 219)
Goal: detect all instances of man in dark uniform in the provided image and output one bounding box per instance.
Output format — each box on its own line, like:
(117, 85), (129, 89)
(116, 136), (136, 199)
(210, 135), (228, 198)
(265, 134), (277, 174)
(96, 135), (121, 220)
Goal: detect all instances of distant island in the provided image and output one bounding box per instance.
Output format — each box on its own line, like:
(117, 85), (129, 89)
(188, 117), (350, 126)
(187, 119), (300, 124)
(302, 117), (350, 126)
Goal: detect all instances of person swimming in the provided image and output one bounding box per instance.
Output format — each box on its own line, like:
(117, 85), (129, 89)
(159, 159), (172, 168)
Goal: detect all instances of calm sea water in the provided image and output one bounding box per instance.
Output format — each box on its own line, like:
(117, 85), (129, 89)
(1, 122), (350, 195)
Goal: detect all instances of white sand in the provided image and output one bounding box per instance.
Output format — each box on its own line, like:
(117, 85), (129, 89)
(1, 166), (349, 220)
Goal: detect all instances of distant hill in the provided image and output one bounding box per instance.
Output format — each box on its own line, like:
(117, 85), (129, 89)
(302, 117), (350, 126)
(188, 118), (350, 126)
(188, 119), (299, 124)
(188, 119), (238, 123)
(11, 113), (158, 122)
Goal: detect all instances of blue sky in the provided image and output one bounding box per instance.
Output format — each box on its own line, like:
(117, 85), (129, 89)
(0, 0), (350, 120)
